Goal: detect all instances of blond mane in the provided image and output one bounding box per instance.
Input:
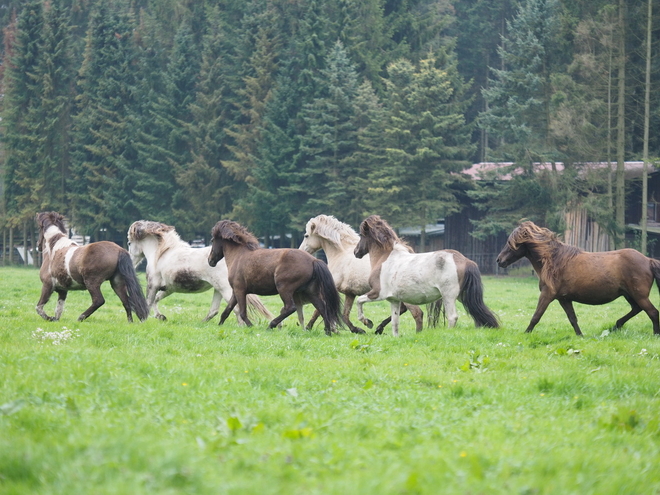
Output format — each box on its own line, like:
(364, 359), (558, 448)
(306, 215), (360, 247)
(128, 220), (189, 261)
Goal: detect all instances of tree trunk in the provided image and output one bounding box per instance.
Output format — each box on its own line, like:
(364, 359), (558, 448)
(641, 0), (652, 255)
(615, 0), (626, 249)
(9, 227), (14, 266)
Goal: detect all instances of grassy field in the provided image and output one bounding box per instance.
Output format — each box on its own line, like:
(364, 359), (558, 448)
(1, 266), (659, 494)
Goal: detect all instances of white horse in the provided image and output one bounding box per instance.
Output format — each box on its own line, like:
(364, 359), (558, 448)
(299, 214), (423, 334)
(354, 215), (499, 336)
(127, 220), (273, 323)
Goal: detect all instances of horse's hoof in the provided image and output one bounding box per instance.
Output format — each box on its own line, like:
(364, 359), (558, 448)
(351, 327), (366, 334)
(156, 314), (167, 321)
(375, 328), (384, 335)
(364, 319), (373, 329)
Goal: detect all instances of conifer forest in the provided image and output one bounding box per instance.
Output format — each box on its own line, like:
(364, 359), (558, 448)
(0, 0), (658, 246)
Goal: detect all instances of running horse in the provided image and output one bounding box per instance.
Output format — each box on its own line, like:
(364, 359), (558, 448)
(354, 215), (499, 336)
(497, 221), (660, 335)
(208, 220), (343, 335)
(299, 214), (424, 334)
(127, 220), (274, 323)
(36, 211), (149, 322)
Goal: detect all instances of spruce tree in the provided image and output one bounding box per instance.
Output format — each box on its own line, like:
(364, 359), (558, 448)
(365, 54), (474, 249)
(69, 3), (140, 239)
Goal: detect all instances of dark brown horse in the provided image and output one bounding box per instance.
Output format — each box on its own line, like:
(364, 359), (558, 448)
(36, 211), (149, 322)
(497, 221), (660, 335)
(208, 220), (343, 335)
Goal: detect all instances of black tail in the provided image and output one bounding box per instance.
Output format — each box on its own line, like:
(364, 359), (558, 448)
(311, 260), (343, 333)
(117, 251), (150, 322)
(459, 262), (499, 328)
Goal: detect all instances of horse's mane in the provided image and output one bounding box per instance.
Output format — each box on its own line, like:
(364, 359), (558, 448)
(211, 220), (260, 250)
(36, 211), (66, 234)
(128, 220), (190, 260)
(359, 215), (404, 249)
(306, 215), (360, 247)
(509, 221), (582, 288)
(36, 211), (67, 253)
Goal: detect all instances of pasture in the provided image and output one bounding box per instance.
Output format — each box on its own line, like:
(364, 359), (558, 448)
(1, 266), (659, 494)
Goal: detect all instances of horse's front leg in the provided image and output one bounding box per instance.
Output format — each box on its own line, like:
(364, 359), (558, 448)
(152, 290), (171, 320)
(389, 301), (401, 337)
(53, 290), (68, 320)
(219, 293), (247, 326)
(356, 293), (383, 333)
(342, 294), (365, 334)
(525, 291), (555, 333)
(558, 299), (583, 336)
(36, 282), (56, 321)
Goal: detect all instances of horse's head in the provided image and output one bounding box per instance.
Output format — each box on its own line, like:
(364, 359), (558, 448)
(127, 220), (174, 268)
(300, 218), (324, 254)
(209, 220), (259, 267)
(497, 221), (548, 267)
(36, 211), (66, 253)
(208, 236), (224, 267)
(354, 215), (396, 259)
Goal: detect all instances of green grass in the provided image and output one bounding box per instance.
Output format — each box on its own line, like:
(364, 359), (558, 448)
(1, 266), (659, 494)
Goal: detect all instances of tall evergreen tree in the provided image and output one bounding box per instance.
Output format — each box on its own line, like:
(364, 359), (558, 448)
(69, 3), (140, 239)
(296, 40), (360, 225)
(2, 0), (44, 224)
(365, 54), (474, 249)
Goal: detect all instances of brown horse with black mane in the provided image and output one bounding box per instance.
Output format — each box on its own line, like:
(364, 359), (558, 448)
(36, 211), (149, 322)
(497, 221), (660, 336)
(208, 220), (343, 335)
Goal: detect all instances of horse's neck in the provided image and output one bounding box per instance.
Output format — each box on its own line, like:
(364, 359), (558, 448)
(321, 239), (356, 267)
(44, 227), (74, 255)
(140, 237), (162, 264)
(366, 244), (393, 269)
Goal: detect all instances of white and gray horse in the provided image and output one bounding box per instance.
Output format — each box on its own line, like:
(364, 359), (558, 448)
(354, 215), (499, 336)
(127, 220), (273, 323)
(299, 214), (424, 334)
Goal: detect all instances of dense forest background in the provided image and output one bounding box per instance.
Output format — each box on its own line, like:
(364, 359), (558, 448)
(0, 0), (658, 248)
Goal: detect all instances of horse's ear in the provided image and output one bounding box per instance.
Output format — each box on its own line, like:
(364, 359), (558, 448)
(309, 221), (316, 233)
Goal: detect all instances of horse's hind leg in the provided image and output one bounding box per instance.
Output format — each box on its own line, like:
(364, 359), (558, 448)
(624, 296), (659, 335)
(79, 282), (106, 322)
(306, 309), (321, 330)
(267, 291), (298, 330)
(110, 278), (134, 322)
(405, 303), (423, 332)
(558, 299), (583, 336)
(613, 296), (643, 331)
(153, 290), (171, 320)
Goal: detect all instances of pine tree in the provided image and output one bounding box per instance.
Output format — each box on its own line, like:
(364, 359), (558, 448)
(69, 3), (140, 239)
(296, 40), (360, 225)
(2, 0), (44, 224)
(365, 54), (474, 249)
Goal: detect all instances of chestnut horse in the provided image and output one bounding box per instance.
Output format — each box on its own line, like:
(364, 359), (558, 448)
(354, 215), (499, 336)
(208, 220), (342, 335)
(497, 221), (660, 335)
(36, 211), (149, 322)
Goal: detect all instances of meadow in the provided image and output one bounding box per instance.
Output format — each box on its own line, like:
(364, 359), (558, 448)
(1, 266), (659, 494)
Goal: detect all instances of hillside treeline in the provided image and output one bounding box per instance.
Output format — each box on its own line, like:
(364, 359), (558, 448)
(0, 0), (657, 245)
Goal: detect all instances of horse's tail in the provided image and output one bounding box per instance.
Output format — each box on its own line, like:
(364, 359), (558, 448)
(459, 261), (499, 328)
(426, 299), (444, 328)
(311, 259), (343, 331)
(246, 294), (275, 321)
(117, 251), (150, 322)
(650, 258), (660, 294)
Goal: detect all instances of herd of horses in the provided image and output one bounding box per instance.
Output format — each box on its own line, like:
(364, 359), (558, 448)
(34, 211), (660, 336)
